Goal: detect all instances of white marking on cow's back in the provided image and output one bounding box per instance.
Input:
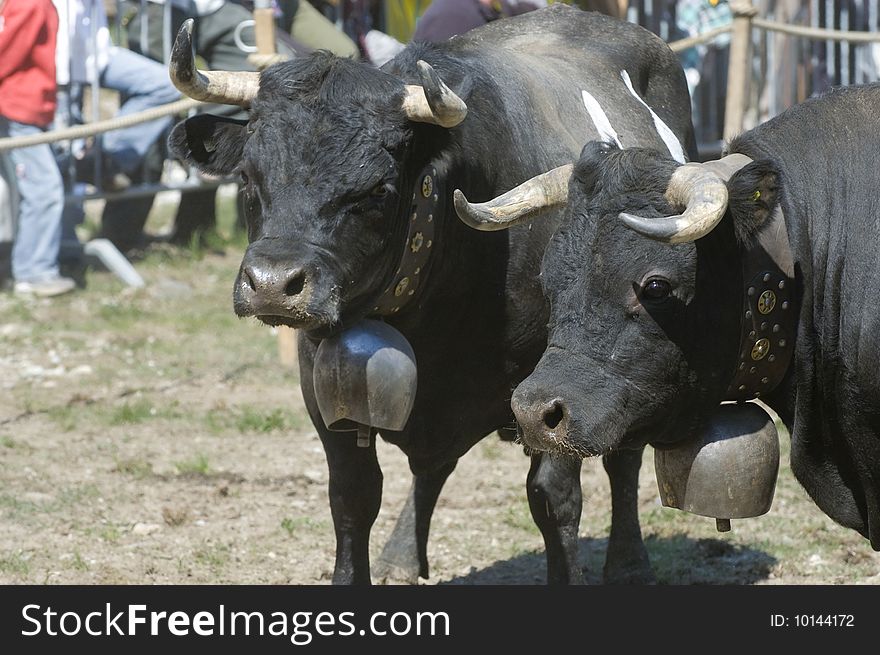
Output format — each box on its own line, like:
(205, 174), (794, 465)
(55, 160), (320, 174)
(581, 89), (622, 148)
(620, 70), (686, 163)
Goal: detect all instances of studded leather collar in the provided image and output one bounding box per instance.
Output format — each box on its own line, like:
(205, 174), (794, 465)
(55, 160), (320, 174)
(723, 203), (796, 401)
(371, 163), (441, 316)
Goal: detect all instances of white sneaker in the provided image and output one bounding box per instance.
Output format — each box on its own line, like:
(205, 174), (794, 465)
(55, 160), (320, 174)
(14, 277), (76, 297)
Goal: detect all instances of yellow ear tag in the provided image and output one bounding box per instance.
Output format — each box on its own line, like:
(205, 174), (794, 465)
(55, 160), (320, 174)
(752, 190), (761, 201)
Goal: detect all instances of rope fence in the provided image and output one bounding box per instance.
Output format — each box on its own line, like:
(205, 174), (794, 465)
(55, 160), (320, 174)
(0, 98), (203, 153)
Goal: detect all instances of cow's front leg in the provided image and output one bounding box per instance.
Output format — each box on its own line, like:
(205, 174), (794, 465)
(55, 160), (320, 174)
(527, 452), (584, 584)
(602, 447), (654, 584)
(321, 430), (383, 585)
(374, 459), (457, 584)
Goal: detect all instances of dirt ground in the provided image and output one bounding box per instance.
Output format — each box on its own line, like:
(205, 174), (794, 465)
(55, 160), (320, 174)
(1, 194), (879, 586)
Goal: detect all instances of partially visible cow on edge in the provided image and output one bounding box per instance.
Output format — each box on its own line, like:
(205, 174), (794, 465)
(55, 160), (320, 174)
(456, 83), (880, 550)
(166, 5), (697, 583)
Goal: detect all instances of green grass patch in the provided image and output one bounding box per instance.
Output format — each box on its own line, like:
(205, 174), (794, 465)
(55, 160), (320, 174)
(193, 543), (230, 571)
(236, 407), (287, 433)
(502, 502), (536, 533)
(47, 405), (79, 431)
(280, 516), (325, 536)
(204, 405), (305, 435)
(99, 525), (122, 543)
(174, 454), (211, 476)
(110, 400), (155, 425)
(109, 399), (180, 425)
(71, 551), (89, 572)
(96, 302), (150, 330)
(0, 552), (30, 575)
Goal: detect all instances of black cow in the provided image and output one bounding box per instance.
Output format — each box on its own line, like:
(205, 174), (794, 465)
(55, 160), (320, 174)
(457, 83), (880, 550)
(167, 5), (697, 583)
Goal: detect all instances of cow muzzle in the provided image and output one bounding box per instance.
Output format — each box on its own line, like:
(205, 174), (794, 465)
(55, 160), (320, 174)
(511, 382), (574, 454)
(233, 248), (335, 328)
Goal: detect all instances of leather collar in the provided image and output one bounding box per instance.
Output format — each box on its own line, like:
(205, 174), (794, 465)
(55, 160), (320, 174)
(723, 202), (796, 401)
(371, 163), (440, 316)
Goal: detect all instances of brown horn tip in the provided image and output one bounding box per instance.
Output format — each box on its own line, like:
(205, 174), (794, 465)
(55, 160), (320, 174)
(401, 61), (467, 128)
(417, 60), (467, 126)
(454, 189), (504, 231)
(618, 164), (730, 244)
(454, 164), (573, 232)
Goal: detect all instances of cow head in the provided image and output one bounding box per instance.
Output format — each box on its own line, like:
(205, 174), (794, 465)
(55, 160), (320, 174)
(455, 141), (781, 456)
(167, 20), (467, 334)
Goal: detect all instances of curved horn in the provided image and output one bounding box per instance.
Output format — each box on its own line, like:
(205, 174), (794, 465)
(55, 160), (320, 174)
(454, 164), (573, 231)
(170, 19), (260, 106)
(618, 163), (731, 244)
(402, 61), (467, 128)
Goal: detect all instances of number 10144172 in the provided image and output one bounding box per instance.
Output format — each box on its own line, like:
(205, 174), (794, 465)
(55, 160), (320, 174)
(771, 614), (854, 627)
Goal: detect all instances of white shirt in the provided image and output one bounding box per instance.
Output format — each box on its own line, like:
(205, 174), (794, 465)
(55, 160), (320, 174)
(52, 0), (112, 85)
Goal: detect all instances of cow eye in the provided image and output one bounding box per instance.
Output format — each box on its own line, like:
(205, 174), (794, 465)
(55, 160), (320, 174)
(371, 184), (389, 198)
(642, 278), (672, 300)
(240, 170), (249, 185)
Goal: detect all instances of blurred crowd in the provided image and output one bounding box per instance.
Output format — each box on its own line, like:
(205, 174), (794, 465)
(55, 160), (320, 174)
(0, 0), (365, 297)
(2, 0), (878, 297)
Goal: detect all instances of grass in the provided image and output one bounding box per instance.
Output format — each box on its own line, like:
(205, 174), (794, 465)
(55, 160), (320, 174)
(235, 407), (289, 433)
(280, 517), (325, 536)
(502, 501), (536, 533)
(0, 552), (30, 575)
(70, 551), (89, 572)
(204, 405), (305, 435)
(99, 525), (122, 543)
(193, 543), (230, 571)
(174, 454), (211, 476)
(47, 405), (79, 431)
(114, 457), (154, 479)
(109, 400), (181, 425)
(110, 400), (156, 425)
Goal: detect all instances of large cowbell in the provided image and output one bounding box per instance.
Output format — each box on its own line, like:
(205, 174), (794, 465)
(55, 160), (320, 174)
(313, 319), (417, 446)
(654, 402), (780, 532)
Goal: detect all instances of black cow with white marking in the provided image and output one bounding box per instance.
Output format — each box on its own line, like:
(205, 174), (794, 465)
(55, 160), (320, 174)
(458, 83), (880, 550)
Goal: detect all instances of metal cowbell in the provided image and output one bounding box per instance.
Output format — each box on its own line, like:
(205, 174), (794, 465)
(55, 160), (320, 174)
(654, 402), (780, 532)
(313, 319), (417, 441)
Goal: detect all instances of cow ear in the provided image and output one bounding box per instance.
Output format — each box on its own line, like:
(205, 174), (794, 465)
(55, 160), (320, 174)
(168, 114), (248, 177)
(726, 159), (781, 245)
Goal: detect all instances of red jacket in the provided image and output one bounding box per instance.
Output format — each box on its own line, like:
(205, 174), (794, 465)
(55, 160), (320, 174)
(0, 0), (58, 128)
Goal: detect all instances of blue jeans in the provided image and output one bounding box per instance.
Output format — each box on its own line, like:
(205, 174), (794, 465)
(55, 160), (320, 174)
(0, 119), (64, 283)
(99, 46), (180, 175)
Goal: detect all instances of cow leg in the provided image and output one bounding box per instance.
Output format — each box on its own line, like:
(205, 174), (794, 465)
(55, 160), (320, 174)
(321, 431), (383, 585)
(527, 452), (584, 584)
(374, 459), (457, 584)
(602, 447), (655, 584)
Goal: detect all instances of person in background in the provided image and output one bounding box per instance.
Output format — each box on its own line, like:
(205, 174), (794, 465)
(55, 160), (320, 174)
(0, 0), (75, 297)
(110, 0), (303, 251)
(50, 0), (181, 261)
(57, 0), (181, 187)
(273, 0), (359, 58)
(412, 0), (547, 42)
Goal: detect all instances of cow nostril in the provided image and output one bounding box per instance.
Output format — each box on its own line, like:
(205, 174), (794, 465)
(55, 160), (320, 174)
(243, 267), (257, 292)
(284, 270), (306, 297)
(543, 400), (565, 430)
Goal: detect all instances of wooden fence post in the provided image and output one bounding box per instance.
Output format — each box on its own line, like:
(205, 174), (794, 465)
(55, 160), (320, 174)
(253, 0), (277, 56)
(723, 2), (758, 142)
